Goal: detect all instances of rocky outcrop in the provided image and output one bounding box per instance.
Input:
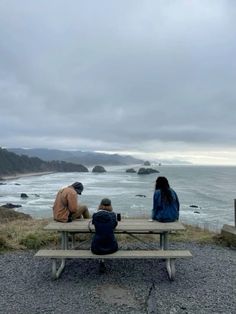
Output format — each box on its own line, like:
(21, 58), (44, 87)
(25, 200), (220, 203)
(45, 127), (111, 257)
(21, 193), (29, 198)
(126, 168), (136, 173)
(137, 168), (159, 175)
(0, 206), (32, 223)
(1, 203), (22, 209)
(92, 165), (106, 173)
(143, 161), (151, 166)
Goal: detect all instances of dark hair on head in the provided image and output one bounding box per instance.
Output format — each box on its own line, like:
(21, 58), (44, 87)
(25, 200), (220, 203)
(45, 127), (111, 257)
(155, 176), (173, 204)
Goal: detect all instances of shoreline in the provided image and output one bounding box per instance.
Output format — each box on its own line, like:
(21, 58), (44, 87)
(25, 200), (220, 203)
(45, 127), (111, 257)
(0, 171), (55, 181)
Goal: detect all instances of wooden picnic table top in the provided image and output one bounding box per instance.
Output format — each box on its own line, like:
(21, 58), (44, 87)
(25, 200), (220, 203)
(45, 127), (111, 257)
(44, 219), (186, 233)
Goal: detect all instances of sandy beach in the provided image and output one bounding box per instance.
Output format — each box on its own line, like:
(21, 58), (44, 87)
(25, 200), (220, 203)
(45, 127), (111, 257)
(0, 171), (55, 181)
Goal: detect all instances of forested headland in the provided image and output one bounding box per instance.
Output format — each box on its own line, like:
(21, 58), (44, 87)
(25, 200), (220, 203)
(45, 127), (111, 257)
(0, 147), (88, 177)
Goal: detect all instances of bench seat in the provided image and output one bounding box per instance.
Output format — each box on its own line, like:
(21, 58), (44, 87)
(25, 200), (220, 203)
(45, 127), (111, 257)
(35, 249), (192, 259)
(35, 249), (192, 280)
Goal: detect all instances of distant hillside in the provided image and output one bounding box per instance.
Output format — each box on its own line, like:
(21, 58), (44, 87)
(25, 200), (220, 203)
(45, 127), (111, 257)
(0, 148), (88, 176)
(8, 148), (144, 166)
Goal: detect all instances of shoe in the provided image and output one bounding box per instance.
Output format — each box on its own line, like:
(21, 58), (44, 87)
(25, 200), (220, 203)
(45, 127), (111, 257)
(99, 261), (106, 274)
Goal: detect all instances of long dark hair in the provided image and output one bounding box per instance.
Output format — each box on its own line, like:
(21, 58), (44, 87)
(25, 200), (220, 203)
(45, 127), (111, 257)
(155, 176), (173, 204)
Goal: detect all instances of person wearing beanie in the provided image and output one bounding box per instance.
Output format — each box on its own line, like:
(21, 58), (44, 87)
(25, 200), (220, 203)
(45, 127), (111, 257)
(53, 182), (90, 222)
(98, 198), (113, 212)
(91, 198), (118, 262)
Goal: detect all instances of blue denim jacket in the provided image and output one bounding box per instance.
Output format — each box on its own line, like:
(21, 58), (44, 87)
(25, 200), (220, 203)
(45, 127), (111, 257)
(152, 188), (179, 222)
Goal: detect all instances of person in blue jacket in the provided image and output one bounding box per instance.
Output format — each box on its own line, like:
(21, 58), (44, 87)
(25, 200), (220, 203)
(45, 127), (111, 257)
(152, 176), (179, 222)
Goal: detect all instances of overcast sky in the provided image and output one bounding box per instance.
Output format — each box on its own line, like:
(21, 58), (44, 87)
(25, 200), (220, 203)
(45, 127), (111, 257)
(0, 0), (236, 165)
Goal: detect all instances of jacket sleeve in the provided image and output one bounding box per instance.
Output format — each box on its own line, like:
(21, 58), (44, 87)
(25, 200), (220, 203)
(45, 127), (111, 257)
(113, 213), (118, 228)
(152, 190), (160, 219)
(92, 213), (95, 225)
(67, 191), (78, 213)
(175, 191), (180, 212)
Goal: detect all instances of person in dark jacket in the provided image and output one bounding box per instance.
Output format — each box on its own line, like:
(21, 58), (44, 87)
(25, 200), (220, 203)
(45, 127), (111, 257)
(152, 176), (179, 222)
(91, 198), (118, 255)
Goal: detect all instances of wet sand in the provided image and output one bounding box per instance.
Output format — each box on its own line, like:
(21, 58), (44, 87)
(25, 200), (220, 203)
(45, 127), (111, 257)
(1, 171), (55, 181)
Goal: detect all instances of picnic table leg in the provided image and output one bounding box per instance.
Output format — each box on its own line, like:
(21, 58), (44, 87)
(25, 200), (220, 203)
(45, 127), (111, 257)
(163, 232), (169, 250)
(166, 259), (176, 281)
(160, 232), (169, 250)
(61, 231), (66, 249)
(160, 232), (175, 280)
(160, 233), (163, 249)
(52, 258), (66, 280)
(65, 232), (69, 249)
(51, 231), (68, 279)
(71, 233), (75, 249)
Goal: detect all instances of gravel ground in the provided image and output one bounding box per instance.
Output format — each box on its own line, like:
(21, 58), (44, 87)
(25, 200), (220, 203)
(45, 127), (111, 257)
(0, 242), (235, 314)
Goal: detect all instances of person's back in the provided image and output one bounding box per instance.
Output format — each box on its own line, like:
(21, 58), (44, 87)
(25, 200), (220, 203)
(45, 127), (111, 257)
(152, 188), (179, 222)
(53, 182), (90, 222)
(91, 198), (118, 255)
(152, 176), (179, 222)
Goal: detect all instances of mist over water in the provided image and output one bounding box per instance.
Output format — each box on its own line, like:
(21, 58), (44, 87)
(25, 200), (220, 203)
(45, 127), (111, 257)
(1, 165), (235, 231)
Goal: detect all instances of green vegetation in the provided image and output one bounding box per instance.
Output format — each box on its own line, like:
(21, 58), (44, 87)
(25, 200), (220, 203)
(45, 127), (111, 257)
(0, 147), (88, 176)
(0, 219), (59, 251)
(170, 224), (223, 244)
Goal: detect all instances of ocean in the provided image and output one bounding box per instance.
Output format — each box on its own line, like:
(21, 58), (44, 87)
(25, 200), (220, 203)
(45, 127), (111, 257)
(0, 165), (236, 231)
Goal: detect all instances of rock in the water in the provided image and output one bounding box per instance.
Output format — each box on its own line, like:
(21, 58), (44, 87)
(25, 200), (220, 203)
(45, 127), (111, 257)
(126, 168), (136, 173)
(194, 211), (200, 214)
(20, 193), (28, 198)
(135, 194), (146, 198)
(144, 161), (151, 166)
(190, 205), (199, 208)
(137, 168), (159, 175)
(1, 203), (22, 209)
(92, 165), (106, 173)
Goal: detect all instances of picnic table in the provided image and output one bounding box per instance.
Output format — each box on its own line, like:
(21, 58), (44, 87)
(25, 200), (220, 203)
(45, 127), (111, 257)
(35, 219), (192, 280)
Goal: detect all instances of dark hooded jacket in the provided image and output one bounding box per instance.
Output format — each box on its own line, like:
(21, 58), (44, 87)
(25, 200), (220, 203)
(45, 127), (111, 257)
(91, 210), (118, 255)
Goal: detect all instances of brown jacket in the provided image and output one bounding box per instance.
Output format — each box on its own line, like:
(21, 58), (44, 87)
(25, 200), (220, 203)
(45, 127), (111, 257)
(53, 186), (78, 222)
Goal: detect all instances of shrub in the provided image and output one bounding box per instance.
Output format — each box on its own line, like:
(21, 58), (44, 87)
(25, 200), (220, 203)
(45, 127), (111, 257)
(19, 232), (58, 250)
(0, 235), (8, 250)
(19, 233), (45, 249)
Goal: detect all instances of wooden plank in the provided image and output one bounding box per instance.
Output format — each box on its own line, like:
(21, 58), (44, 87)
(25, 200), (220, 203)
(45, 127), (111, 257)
(35, 249), (192, 259)
(222, 224), (236, 235)
(221, 224), (236, 247)
(44, 219), (186, 233)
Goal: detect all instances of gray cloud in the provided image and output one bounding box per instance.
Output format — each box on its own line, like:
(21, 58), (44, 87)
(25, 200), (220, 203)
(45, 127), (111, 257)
(0, 0), (236, 164)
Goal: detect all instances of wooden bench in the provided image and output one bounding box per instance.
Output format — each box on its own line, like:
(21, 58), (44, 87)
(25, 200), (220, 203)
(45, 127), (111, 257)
(35, 249), (192, 280)
(35, 219), (192, 281)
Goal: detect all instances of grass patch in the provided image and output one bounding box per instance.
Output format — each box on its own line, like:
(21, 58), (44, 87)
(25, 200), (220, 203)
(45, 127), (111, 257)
(170, 224), (220, 244)
(0, 218), (59, 251)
